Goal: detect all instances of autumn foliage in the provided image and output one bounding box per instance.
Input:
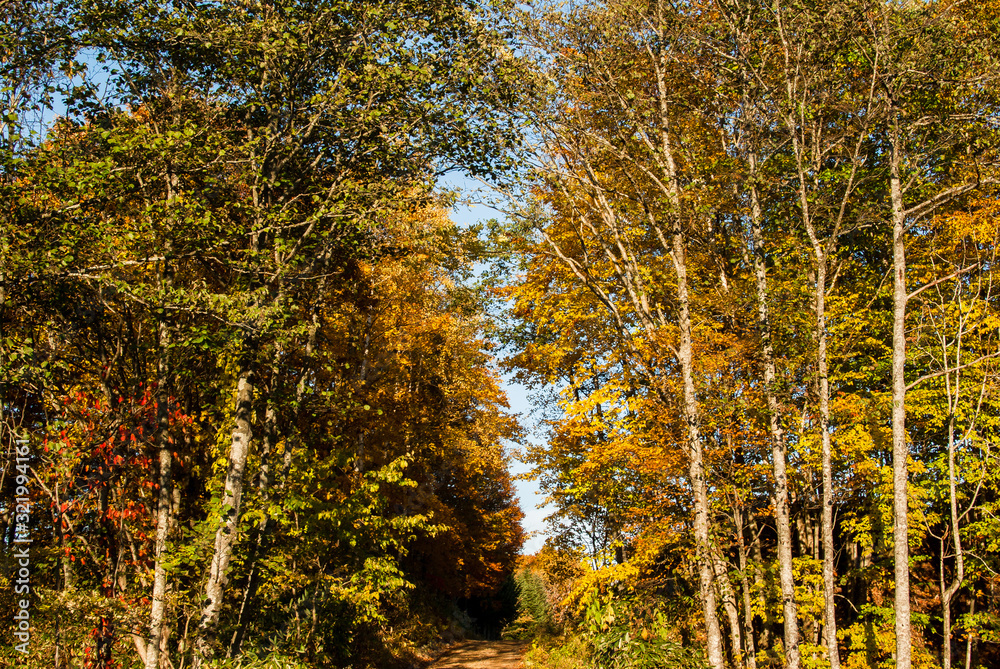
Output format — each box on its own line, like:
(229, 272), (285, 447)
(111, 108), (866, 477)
(499, 1), (1000, 669)
(1, 1), (527, 667)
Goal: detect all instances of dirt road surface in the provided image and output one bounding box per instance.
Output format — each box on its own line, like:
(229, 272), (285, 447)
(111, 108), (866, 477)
(428, 640), (528, 669)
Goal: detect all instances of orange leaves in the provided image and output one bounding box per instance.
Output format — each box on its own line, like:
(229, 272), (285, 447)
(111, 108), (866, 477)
(290, 203), (526, 607)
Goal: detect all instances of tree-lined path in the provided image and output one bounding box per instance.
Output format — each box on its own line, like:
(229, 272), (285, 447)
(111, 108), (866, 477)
(5, 0), (1000, 668)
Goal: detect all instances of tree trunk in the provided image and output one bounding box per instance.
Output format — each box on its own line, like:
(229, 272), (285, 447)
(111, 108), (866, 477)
(714, 548), (745, 668)
(964, 596), (975, 669)
(811, 246), (840, 669)
(194, 349), (256, 667)
(672, 219), (724, 669)
(734, 505), (758, 669)
(748, 161), (801, 669)
(941, 412), (966, 669)
(229, 268), (326, 658)
(890, 116), (912, 669)
(145, 248), (174, 669)
(229, 351), (281, 658)
(651, 19), (722, 659)
(747, 515), (772, 651)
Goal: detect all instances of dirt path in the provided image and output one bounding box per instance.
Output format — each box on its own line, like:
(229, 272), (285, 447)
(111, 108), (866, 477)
(427, 640), (528, 669)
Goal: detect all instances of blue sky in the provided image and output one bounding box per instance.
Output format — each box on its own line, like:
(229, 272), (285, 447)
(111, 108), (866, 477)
(444, 183), (553, 555)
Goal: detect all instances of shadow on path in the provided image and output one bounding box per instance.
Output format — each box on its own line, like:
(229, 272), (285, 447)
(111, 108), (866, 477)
(428, 640), (527, 669)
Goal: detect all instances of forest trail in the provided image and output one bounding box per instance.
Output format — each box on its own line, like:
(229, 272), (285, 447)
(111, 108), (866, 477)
(428, 640), (528, 669)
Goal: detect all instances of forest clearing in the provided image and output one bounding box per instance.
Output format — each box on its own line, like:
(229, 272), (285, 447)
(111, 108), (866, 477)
(3, 0), (1000, 668)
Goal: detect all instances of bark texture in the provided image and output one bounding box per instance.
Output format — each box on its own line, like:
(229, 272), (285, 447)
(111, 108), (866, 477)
(890, 119), (912, 669)
(749, 161), (801, 669)
(672, 220), (724, 669)
(145, 251), (174, 669)
(194, 354), (256, 666)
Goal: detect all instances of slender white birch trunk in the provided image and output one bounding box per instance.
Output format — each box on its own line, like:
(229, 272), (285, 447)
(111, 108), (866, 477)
(964, 597), (975, 669)
(671, 217), (724, 669)
(714, 553), (744, 667)
(748, 156), (801, 669)
(816, 255), (840, 669)
(890, 116), (912, 669)
(193, 354), (256, 667)
(145, 255), (173, 669)
(146, 161), (178, 668)
(941, 412), (966, 669)
(651, 10), (723, 661)
(801, 205), (841, 669)
(228, 351), (280, 659)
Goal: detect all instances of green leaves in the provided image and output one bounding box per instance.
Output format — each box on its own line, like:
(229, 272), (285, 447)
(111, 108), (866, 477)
(581, 592), (709, 669)
(2, 1), (527, 666)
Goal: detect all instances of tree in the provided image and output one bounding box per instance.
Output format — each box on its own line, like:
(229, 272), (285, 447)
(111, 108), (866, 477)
(853, 4), (1000, 666)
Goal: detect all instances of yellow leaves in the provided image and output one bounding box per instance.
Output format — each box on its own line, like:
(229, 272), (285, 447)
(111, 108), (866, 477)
(935, 196), (1000, 247)
(566, 558), (640, 615)
(840, 612), (896, 669)
(792, 556), (826, 626)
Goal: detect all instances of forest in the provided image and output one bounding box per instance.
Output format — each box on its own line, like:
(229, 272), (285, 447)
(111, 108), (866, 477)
(2, 1), (1000, 669)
